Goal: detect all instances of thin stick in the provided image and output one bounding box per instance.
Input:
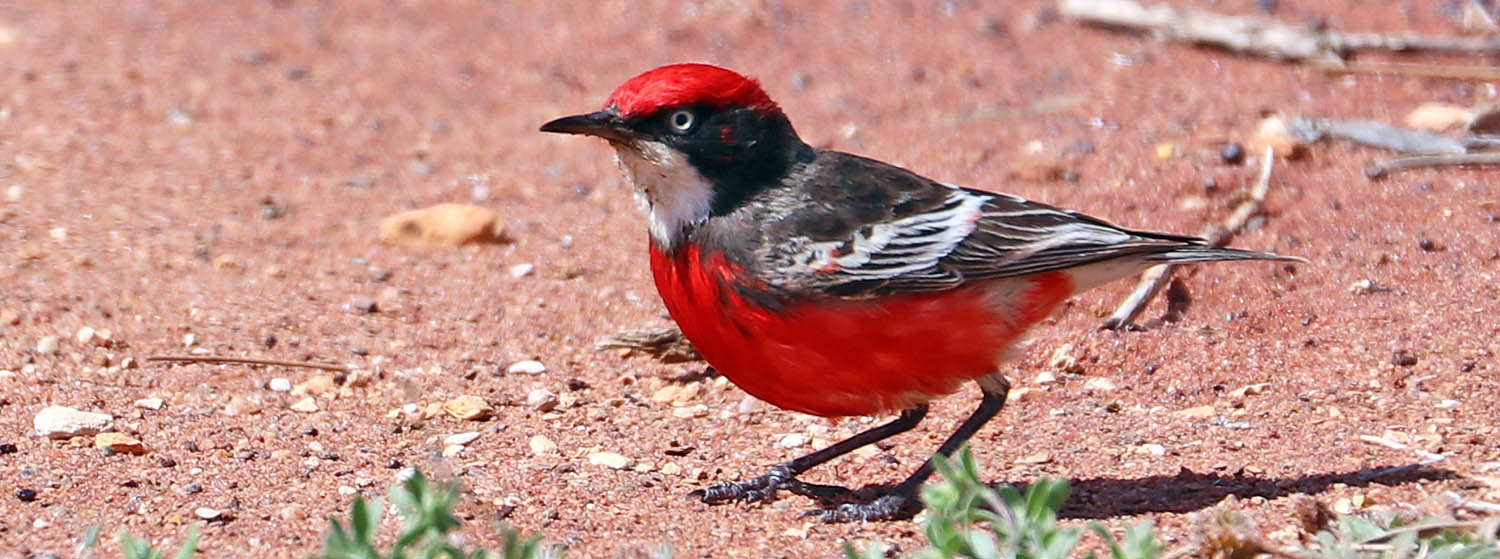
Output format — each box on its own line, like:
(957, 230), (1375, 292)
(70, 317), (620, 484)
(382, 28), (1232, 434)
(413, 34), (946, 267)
(1323, 60), (1500, 82)
(145, 355), (350, 372)
(1366, 152), (1500, 179)
(1102, 146), (1275, 330)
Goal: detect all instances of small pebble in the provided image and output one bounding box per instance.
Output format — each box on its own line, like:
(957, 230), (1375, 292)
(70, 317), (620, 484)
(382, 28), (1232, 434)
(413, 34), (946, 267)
(1174, 405), (1217, 419)
(672, 404), (709, 419)
(16, 488), (37, 502)
(1083, 377), (1117, 391)
(509, 263), (535, 278)
(527, 389), (559, 412)
(94, 433), (146, 455)
(194, 507), (222, 520)
(507, 360), (546, 375)
(1140, 443), (1167, 456)
(778, 433), (807, 448)
(443, 395), (492, 420)
(443, 431), (481, 446)
(289, 397), (319, 413)
(33, 405), (113, 439)
(1033, 370), (1058, 385)
(75, 326), (96, 345)
(268, 377), (292, 392)
(134, 398), (164, 411)
(1220, 142), (1246, 165)
(588, 451), (633, 470)
(35, 336), (60, 355)
(352, 296), (378, 314)
(1391, 350), (1418, 367)
(528, 435), (558, 456)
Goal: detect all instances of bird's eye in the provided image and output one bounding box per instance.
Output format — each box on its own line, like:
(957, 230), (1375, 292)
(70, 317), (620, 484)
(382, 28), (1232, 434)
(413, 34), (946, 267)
(668, 109), (695, 132)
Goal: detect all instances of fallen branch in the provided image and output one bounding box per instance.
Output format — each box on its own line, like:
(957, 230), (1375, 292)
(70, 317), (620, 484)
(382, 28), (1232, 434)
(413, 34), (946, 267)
(1060, 0), (1500, 71)
(1102, 145), (1276, 330)
(146, 355), (351, 372)
(1365, 152), (1500, 179)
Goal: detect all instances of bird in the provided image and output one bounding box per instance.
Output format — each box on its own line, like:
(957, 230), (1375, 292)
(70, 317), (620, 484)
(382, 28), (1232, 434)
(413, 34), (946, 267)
(540, 63), (1300, 522)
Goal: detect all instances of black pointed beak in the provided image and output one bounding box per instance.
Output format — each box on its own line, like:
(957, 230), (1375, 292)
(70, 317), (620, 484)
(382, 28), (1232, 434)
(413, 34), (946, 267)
(540, 110), (632, 143)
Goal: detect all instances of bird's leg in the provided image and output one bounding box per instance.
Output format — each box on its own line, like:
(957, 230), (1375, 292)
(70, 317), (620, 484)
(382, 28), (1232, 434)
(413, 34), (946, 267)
(690, 404), (929, 505)
(806, 375), (1011, 523)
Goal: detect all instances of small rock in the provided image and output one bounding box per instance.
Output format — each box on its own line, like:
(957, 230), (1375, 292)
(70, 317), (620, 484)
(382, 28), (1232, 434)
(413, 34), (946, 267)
(75, 326), (96, 345)
(1083, 377), (1117, 391)
(1405, 102), (1474, 132)
(292, 375), (336, 396)
(1033, 370), (1058, 385)
(194, 507), (223, 520)
(94, 433), (145, 455)
(268, 377), (292, 392)
(1007, 387), (1039, 402)
(527, 389), (559, 412)
(1139, 443), (1167, 456)
(528, 435), (558, 456)
(1349, 278), (1385, 295)
(338, 486), (356, 496)
(35, 335), (60, 355)
(507, 360), (546, 375)
(588, 451), (633, 470)
(289, 397), (319, 413)
(0, 309), (19, 326)
(778, 433), (807, 448)
(182, 333), (197, 347)
(1016, 451), (1052, 465)
(1047, 343), (1084, 374)
(443, 432), (481, 446)
(1248, 114), (1308, 159)
(134, 398), (164, 411)
(1153, 142), (1178, 159)
(1174, 405), (1217, 419)
(443, 395), (492, 420)
(351, 296), (378, 314)
(509, 263), (535, 278)
(659, 462), (682, 475)
(33, 405), (113, 439)
(1391, 350), (1419, 367)
(378, 203), (508, 247)
(16, 488), (37, 502)
(672, 404), (709, 419)
(442, 444), (465, 457)
(1219, 142), (1246, 165)
(1229, 383), (1270, 399)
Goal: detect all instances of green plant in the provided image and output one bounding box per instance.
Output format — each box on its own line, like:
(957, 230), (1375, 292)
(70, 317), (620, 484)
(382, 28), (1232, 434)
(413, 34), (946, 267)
(77, 523), (199, 559)
(318, 470), (558, 559)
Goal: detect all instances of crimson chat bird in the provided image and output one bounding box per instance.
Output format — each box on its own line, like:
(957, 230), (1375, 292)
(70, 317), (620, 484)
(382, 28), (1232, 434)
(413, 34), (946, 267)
(541, 63), (1299, 522)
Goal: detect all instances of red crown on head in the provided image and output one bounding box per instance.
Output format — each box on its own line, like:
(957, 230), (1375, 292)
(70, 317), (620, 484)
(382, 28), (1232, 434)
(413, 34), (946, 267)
(606, 63), (777, 118)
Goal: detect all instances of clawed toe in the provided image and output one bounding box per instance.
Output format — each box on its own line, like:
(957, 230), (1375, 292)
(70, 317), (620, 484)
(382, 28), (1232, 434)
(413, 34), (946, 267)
(801, 494), (919, 523)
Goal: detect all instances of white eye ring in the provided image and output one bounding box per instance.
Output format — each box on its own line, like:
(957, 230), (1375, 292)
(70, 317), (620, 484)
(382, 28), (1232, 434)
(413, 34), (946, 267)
(668, 109), (694, 132)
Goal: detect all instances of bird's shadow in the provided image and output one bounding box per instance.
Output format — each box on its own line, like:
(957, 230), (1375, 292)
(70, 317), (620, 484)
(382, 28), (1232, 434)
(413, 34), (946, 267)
(1003, 463), (1461, 519)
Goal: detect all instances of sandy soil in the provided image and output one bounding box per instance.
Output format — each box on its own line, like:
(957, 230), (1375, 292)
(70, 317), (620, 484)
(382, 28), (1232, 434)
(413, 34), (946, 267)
(2, 1), (1497, 557)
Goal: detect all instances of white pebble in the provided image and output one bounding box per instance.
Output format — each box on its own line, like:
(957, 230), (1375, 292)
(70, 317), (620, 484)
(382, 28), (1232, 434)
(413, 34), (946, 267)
(1140, 443), (1167, 456)
(588, 451), (633, 470)
(268, 378), (292, 392)
(778, 433), (808, 448)
(527, 388), (559, 412)
(35, 336), (60, 355)
(33, 405), (112, 439)
(194, 507), (222, 520)
(509, 263), (535, 278)
(507, 360), (546, 375)
(134, 398), (164, 411)
(443, 431), (481, 446)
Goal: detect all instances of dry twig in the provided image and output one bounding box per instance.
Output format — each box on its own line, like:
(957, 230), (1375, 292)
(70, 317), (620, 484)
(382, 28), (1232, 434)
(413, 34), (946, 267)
(1102, 145), (1277, 330)
(1365, 152), (1500, 179)
(146, 355), (351, 372)
(1061, 0), (1500, 75)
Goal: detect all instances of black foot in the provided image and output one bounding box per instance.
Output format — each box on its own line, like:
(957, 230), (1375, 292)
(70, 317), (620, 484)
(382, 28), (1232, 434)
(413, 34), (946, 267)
(801, 493), (920, 523)
(689, 465), (853, 505)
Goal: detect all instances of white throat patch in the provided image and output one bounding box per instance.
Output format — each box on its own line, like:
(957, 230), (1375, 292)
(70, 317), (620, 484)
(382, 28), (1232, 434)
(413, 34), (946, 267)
(612, 140), (715, 249)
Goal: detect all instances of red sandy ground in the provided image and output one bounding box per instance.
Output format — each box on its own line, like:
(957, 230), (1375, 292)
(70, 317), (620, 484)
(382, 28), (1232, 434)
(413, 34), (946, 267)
(1, 1), (1497, 557)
